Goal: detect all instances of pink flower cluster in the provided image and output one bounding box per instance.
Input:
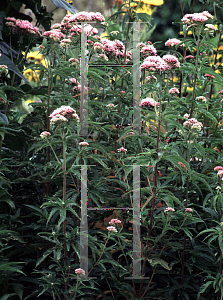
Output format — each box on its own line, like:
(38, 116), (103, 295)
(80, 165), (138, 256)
(140, 97), (159, 108)
(79, 141), (89, 146)
(181, 11), (213, 24)
(185, 208), (193, 213)
(75, 268), (85, 275)
(5, 17), (41, 36)
(100, 39), (132, 60)
(185, 55), (194, 60)
(141, 56), (171, 72)
(43, 29), (65, 41)
(164, 207), (175, 213)
(205, 24), (216, 31)
(40, 131), (51, 139)
(50, 105), (79, 125)
(107, 103), (115, 108)
(214, 166), (223, 178)
(204, 74), (214, 79)
(141, 44), (157, 57)
(109, 219), (121, 225)
(196, 96), (207, 102)
(162, 55), (180, 68)
(60, 38), (71, 48)
(0, 65), (8, 75)
(107, 226), (117, 232)
(68, 78), (88, 92)
(65, 11), (105, 23)
(69, 24), (98, 37)
(183, 118), (203, 131)
(117, 146), (127, 153)
(169, 87), (179, 95)
(69, 58), (79, 65)
(165, 38), (182, 47)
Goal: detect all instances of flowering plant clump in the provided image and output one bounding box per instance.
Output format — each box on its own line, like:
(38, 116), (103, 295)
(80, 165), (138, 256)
(5, 17), (41, 36)
(3, 2), (223, 300)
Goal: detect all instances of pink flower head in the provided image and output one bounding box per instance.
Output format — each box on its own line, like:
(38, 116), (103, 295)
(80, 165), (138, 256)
(165, 38), (182, 47)
(204, 74), (214, 79)
(107, 103), (115, 108)
(79, 141), (89, 146)
(169, 87), (179, 95)
(120, 91), (125, 94)
(60, 38), (71, 48)
(50, 115), (68, 125)
(38, 45), (45, 51)
(69, 58), (79, 65)
(107, 226), (117, 232)
(50, 106), (79, 122)
(5, 18), (41, 36)
(141, 44), (157, 57)
(217, 170), (223, 177)
(205, 24), (216, 31)
(0, 65), (8, 75)
(43, 29), (65, 41)
(219, 90), (223, 94)
(164, 207), (175, 213)
(178, 162), (186, 169)
(181, 13), (209, 24)
(185, 208), (193, 213)
(141, 56), (171, 72)
(183, 114), (190, 119)
(75, 268), (85, 276)
(183, 118), (203, 131)
(117, 146), (127, 153)
(185, 55), (194, 60)
(214, 166), (223, 171)
(109, 219), (122, 225)
(40, 131), (51, 139)
(201, 11), (213, 20)
(136, 42), (146, 49)
(140, 97), (159, 108)
(196, 96), (207, 102)
(162, 55), (180, 68)
(98, 54), (108, 61)
(94, 42), (103, 51)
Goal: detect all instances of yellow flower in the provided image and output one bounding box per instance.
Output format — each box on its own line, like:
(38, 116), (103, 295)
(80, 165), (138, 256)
(23, 50), (48, 82)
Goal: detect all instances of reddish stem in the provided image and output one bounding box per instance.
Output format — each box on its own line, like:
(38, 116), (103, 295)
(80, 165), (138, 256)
(139, 117), (161, 296)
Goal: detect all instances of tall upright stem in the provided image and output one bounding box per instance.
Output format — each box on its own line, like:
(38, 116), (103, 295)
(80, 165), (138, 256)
(62, 129), (68, 299)
(139, 100), (162, 296)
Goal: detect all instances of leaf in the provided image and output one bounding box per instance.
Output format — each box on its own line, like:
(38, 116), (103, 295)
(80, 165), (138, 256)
(36, 248), (55, 267)
(0, 294), (17, 300)
(147, 258), (175, 270)
(12, 283), (23, 300)
(0, 112), (9, 125)
(51, 0), (75, 14)
(0, 54), (28, 82)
